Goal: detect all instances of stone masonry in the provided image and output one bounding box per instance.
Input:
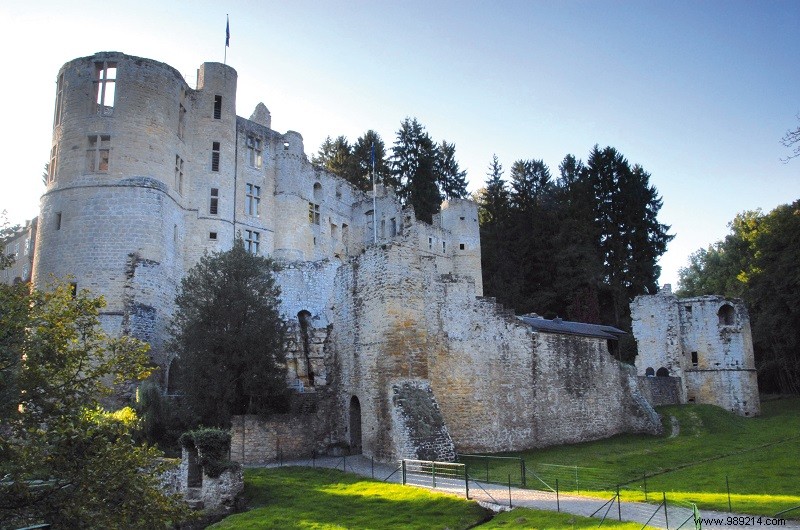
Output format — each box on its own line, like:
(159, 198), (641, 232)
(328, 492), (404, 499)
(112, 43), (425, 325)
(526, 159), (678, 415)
(28, 51), (691, 464)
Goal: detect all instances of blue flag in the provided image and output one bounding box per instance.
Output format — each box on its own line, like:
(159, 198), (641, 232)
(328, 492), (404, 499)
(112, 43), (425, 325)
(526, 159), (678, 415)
(226, 16), (230, 47)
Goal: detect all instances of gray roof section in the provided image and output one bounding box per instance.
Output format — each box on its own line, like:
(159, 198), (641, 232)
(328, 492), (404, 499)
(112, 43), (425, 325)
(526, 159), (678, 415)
(518, 314), (626, 340)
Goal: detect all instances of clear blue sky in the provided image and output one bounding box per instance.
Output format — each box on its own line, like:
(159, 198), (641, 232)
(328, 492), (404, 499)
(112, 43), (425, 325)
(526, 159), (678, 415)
(1, 1), (798, 287)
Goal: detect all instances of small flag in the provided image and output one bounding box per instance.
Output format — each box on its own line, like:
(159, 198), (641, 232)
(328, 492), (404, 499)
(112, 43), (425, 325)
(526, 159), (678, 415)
(226, 16), (230, 47)
(371, 142), (375, 171)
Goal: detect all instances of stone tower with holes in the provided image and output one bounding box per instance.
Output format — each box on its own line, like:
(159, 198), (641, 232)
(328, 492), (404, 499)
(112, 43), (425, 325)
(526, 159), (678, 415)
(630, 285), (760, 416)
(33, 51), (670, 464)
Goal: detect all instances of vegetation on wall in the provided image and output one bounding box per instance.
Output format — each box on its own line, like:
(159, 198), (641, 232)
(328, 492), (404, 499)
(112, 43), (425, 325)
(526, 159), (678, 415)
(180, 428), (238, 478)
(677, 200), (800, 393)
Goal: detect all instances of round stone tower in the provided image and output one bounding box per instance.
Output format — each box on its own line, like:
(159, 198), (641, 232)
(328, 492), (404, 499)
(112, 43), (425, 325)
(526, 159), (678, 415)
(33, 52), (238, 371)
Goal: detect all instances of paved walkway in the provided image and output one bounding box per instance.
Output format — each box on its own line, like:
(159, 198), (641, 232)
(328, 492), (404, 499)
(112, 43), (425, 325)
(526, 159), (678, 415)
(262, 455), (800, 530)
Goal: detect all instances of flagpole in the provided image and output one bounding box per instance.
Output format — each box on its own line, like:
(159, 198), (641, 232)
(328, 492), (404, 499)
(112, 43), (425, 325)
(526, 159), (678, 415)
(372, 142), (377, 245)
(224, 15), (230, 64)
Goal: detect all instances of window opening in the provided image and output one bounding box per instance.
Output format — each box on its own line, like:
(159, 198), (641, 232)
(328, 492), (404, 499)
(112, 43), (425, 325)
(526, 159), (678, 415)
(380, 219), (385, 239)
(428, 237), (433, 250)
(86, 135), (110, 173)
(313, 182), (322, 202)
(209, 231), (217, 240)
(459, 243), (465, 250)
(173, 224), (178, 243)
(49, 145), (58, 183)
(656, 367), (669, 377)
(390, 218), (397, 237)
(213, 95), (222, 119)
(178, 103), (186, 140)
(69, 282), (77, 298)
(53, 73), (64, 127)
(691, 351), (698, 367)
(245, 230), (260, 254)
(309, 202), (321, 225)
(685, 305), (692, 314)
(246, 183), (261, 216)
(297, 310), (315, 387)
(442, 241), (446, 253)
(247, 135), (262, 168)
(209, 188), (219, 215)
(211, 141), (220, 172)
(645, 367), (655, 377)
(174, 155), (184, 194)
(718, 304), (735, 326)
(349, 396), (362, 454)
(94, 61), (117, 116)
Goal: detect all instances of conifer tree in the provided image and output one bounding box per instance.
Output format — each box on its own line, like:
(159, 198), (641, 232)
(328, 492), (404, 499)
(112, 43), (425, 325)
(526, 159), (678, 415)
(390, 118), (441, 223)
(435, 140), (469, 199)
(352, 130), (390, 192)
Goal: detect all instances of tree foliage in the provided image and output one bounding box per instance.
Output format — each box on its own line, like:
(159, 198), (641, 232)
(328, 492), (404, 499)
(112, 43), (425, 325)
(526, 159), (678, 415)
(781, 114), (800, 162)
(0, 281), (189, 528)
(312, 131), (390, 192)
(477, 147), (672, 361)
(678, 201), (800, 393)
(169, 239), (287, 427)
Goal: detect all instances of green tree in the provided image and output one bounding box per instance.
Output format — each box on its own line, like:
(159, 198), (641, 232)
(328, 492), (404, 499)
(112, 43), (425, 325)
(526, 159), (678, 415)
(477, 155), (515, 308)
(0, 281), (188, 528)
(312, 135), (354, 179)
(169, 239), (287, 427)
(352, 130), (391, 192)
(391, 117), (441, 223)
(435, 140), (468, 199)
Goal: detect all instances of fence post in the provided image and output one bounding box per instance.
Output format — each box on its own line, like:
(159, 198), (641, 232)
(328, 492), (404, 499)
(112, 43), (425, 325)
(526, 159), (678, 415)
(643, 472), (648, 501)
(521, 458), (526, 487)
(432, 462), (437, 488)
(508, 474), (513, 508)
(556, 479), (560, 512)
(663, 492), (669, 530)
(486, 459), (490, 482)
(726, 474), (732, 512)
(617, 485), (621, 521)
(465, 463), (470, 500)
(371, 456), (374, 479)
(402, 460), (406, 485)
(575, 465), (579, 493)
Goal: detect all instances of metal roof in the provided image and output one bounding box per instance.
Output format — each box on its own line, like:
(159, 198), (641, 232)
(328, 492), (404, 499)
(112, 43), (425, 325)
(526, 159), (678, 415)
(518, 314), (626, 340)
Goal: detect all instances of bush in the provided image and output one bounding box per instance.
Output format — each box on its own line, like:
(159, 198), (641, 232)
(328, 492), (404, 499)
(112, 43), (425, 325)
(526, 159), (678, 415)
(180, 428), (238, 478)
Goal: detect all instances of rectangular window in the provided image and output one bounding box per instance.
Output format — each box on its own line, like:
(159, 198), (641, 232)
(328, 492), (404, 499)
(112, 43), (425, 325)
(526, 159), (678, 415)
(691, 351), (698, 367)
(459, 243), (465, 250)
(94, 61), (117, 116)
(86, 135), (110, 173)
(428, 237), (433, 250)
(209, 231), (217, 240)
(442, 241), (446, 253)
(209, 188), (219, 215)
(211, 142), (220, 172)
(245, 229), (260, 254)
(55, 211), (62, 230)
(174, 155), (184, 194)
(380, 219), (385, 239)
(49, 145), (58, 183)
(247, 135), (262, 168)
(390, 218), (397, 237)
(213, 95), (222, 119)
(246, 183), (261, 216)
(309, 202), (320, 225)
(53, 73), (64, 127)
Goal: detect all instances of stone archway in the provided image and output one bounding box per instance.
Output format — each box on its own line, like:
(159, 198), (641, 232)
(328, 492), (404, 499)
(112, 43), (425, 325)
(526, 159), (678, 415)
(349, 396), (362, 455)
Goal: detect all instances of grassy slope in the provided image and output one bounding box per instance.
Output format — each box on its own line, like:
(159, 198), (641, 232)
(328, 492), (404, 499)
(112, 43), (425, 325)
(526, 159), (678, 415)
(501, 397), (800, 515)
(212, 468), (654, 529)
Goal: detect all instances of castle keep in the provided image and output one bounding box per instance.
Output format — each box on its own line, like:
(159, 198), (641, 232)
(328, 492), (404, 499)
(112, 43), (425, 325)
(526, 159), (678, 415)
(24, 50), (752, 463)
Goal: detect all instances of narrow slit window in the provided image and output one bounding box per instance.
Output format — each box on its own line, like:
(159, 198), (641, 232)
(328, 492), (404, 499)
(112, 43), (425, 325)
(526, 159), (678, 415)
(178, 103), (186, 139)
(213, 95), (222, 119)
(53, 73), (64, 127)
(94, 61), (117, 116)
(209, 188), (219, 215)
(55, 212), (62, 231)
(49, 145), (58, 183)
(211, 142), (220, 171)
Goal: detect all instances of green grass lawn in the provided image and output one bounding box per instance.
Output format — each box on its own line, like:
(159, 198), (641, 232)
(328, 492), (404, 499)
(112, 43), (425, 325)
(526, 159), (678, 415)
(466, 396), (800, 517)
(211, 467), (656, 529)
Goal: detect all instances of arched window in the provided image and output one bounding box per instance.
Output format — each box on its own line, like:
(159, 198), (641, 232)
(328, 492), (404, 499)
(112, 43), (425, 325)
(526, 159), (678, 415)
(656, 367), (669, 377)
(645, 367), (655, 377)
(349, 395), (362, 454)
(166, 357), (183, 396)
(313, 182), (322, 202)
(718, 304), (735, 326)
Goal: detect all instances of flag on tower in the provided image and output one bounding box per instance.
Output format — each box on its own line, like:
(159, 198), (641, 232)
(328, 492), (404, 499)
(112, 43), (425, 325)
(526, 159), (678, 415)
(226, 16), (230, 47)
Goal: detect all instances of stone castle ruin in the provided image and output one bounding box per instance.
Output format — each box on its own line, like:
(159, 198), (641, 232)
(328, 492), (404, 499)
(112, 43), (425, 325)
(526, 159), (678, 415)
(631, 286), (760, 416)
(19, 51), (757, 463)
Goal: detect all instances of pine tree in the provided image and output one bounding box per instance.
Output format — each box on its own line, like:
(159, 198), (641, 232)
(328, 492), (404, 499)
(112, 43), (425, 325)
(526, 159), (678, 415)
(435, 140), (469, 199)
(391, 118), (441, 223)
(352, 130), (390, 192)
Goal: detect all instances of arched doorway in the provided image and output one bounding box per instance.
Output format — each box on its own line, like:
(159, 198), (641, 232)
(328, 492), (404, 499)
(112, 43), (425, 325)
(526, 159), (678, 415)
(349, 396), (362, 455)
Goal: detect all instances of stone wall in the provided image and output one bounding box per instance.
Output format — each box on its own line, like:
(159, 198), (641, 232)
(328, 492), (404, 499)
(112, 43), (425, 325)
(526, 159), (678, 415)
(389, 380), (456, 461)
(230, 412), (337, 465)
(637, 376), (682, 406)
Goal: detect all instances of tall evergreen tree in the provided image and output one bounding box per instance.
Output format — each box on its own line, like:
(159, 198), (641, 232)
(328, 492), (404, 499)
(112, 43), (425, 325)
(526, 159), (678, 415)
(312, 135), (354, 179)
(352, 130), (390, 192)
(169, 239), (287, 427)
(477, 155), (515, 308)
(391, 118), (441, 223)
(435, 140), (469, 199)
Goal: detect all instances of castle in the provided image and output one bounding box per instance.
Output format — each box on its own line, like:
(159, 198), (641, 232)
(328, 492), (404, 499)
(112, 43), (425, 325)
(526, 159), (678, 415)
(8, 51), (757, 463)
